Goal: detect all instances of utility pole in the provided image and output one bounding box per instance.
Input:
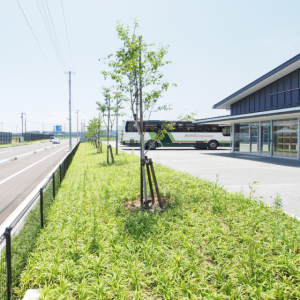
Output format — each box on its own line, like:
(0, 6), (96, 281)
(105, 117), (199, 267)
(75, 110), (79, 143)
(21, 112), (25, 140)
(66, 71), (75, 151)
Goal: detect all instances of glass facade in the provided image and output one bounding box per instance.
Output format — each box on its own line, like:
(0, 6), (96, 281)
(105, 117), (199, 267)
(250, 123), (259, 153)
(233, 117), (299, 159)
(260, 121), (271, 155)
(234, 123), (250, 152)
(273, 118), (298, 158)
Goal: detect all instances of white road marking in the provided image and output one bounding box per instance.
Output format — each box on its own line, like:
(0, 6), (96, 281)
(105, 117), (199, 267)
(0, 145), (68, 186)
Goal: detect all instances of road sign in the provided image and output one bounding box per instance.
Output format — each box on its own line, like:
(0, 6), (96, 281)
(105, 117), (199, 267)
(56, 125), (62, 132)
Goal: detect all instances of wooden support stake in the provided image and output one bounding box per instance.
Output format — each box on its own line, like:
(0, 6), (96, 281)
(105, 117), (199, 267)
(145, 157), (155, 205)
(107, 145), (114, 163)
(149, 158), (163, 209)
(140, 161), (143, 207)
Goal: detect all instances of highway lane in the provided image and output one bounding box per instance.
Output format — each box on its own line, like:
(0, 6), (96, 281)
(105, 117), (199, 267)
(0, 139), (77, 225)
(0, 140), (70, 161)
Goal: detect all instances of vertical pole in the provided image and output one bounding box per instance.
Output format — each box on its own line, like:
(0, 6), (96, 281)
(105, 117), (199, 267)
(52, 173), (55, 199)
(145, 157), (155, 204)
(107, 95), (110, 163)
(139, 36), (148, 206)
(40, 188), (44, 228)
(231, 123), (235, 153)
(116, 97), (118, 155)
(149, 159), (163, 209)
(21, 112), (23, 139)
(271, 120), (273, 157)
(69, 71), (72, 152)
(60, 164), (62, 184)
(4, 227), (12, 300)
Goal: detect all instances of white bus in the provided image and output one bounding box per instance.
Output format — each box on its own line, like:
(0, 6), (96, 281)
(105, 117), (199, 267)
(121, 120), (230, 150)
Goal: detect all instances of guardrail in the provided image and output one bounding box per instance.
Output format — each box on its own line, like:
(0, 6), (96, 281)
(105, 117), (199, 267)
(0, 142), (80, 299)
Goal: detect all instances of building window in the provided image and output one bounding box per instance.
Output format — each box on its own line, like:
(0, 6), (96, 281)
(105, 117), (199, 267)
(273, 118), (298, 158)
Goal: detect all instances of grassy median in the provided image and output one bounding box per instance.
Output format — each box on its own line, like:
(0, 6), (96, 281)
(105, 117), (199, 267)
(16, 143), (300, 299)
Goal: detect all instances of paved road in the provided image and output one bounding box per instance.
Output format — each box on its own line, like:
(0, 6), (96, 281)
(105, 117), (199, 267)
(0, 140), (67, 161)
(0, 139), (77, 225)
(120, 144), (300, 219)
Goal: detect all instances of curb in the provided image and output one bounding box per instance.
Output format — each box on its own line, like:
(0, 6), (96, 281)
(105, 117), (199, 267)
(0, 159), (10, 166)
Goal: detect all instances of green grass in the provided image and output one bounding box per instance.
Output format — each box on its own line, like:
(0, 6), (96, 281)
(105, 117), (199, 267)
(16, 143), (300, 299)
(0, 172), (59, 299)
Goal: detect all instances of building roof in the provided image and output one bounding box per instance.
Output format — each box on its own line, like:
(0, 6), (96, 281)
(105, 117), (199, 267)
(214, 53), (300, 109)
(194, 106), (300, 125)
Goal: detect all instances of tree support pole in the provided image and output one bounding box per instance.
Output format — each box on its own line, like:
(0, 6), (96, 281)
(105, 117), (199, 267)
(145, 156), (155, 205)
(149, 158), (163, 209)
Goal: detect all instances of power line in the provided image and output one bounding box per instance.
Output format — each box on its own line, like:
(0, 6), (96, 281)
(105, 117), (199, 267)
(60, 0), (75, 71)
(45, 0), (67, 71)
(60, 0), (80, 110)
(15, 0), (65, 94)
(35, 0), (66, 72)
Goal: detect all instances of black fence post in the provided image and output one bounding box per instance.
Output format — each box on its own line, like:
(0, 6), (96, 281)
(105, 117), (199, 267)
(4, 227), (12, 300)
(52, 173), (55, 199)
(40, 188), (44, 228)
(59, 164), (62, 184)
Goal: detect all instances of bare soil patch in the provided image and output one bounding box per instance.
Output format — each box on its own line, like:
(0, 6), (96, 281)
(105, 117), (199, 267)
(125, 195), (170, 211)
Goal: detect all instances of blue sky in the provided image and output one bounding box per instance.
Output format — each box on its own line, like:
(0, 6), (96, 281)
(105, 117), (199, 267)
(1, 0), (300, 133)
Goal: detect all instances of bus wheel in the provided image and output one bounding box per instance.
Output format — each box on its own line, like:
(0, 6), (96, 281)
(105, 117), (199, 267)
(150, 141), (157, 150)
(208, 140), (218, 150)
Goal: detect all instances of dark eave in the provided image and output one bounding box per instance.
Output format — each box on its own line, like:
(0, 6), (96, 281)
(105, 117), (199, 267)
(214, 53), (300, 109)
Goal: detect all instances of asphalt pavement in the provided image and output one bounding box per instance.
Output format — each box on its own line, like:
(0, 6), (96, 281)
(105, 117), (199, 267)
(0, 139), (77, 225)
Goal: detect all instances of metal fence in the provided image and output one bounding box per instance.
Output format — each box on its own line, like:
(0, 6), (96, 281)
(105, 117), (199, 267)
(0, 132), (12, 145)
(0, 142), (80, 299)
(23, 133), (52, 142)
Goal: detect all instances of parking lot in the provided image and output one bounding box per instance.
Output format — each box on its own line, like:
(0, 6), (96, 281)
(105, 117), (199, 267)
(120, 145), (300, 219)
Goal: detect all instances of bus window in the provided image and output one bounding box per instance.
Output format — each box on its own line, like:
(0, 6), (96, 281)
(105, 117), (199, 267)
(222, 127), (230, 136)
(185, 124), (195, 132)
(126, 121), (138, 132)
(205, 125), (221, 132)
(176, 123), (185, 132)
(196, 125), (205, 132)
(145, 124), (158, 132)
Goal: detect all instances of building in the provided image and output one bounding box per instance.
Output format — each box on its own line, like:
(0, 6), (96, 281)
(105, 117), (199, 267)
(195, 53), (300, 159)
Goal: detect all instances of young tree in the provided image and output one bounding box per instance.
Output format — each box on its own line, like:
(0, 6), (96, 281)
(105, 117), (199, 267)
(97, 87), (122, 163)
(85, 116), (104, 142)
(101, 20), (176, 207)
(178, 110), (198, 122)
(112, 91), (125, 154)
